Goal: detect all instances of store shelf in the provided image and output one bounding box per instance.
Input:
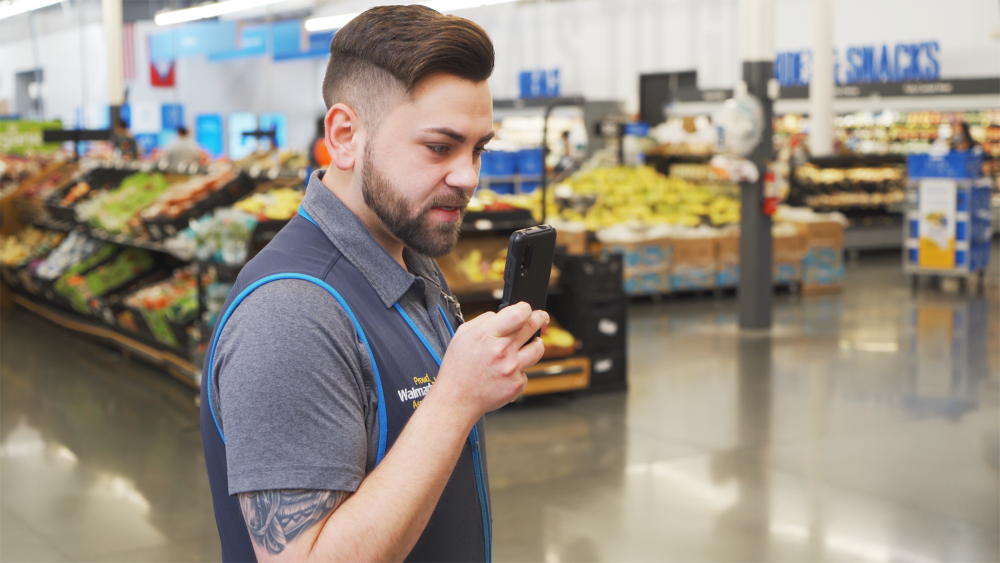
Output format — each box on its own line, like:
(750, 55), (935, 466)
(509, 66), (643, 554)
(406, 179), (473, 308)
(9, 292), (200, 389)
(462, 209), (537, 233)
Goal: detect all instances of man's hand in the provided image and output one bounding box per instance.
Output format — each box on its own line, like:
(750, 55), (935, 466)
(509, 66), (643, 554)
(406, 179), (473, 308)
(433, 302), (549, 422)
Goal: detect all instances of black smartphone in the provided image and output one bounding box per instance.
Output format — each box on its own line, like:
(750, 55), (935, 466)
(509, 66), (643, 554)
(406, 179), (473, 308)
(498, 225), (557, 339)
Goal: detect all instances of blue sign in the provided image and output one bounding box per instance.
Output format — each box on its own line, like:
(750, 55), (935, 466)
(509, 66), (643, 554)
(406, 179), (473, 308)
(209, 24), (268, 61)
(272, 20), (330, 61)
(228, 112), (257, 160)
(134, 133), (159, 157)
(118, 104), (131, 127)
(161, 104), (184, 131)
(150, 21), (238, 62)
(775, 41), (940, 87)
(258, 113), (288, 149)
(519, 69), (560, 99)
(196, 114), (224, 159)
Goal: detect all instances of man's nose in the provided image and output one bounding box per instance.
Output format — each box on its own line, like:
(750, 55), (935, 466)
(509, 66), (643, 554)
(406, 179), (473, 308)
(446, 155), (481, 194)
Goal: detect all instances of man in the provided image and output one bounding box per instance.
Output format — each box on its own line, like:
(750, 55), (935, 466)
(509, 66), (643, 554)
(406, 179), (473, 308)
(111, 119), (138, 159)
(165, 126), (202, 168)
(201, 6), (548, 563)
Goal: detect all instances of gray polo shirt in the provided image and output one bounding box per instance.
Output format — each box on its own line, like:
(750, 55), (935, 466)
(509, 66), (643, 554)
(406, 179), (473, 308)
(212, 172), (463, 495)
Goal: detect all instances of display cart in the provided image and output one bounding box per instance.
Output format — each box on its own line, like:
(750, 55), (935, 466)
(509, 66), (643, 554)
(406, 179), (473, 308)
(904, 151), (993, 293)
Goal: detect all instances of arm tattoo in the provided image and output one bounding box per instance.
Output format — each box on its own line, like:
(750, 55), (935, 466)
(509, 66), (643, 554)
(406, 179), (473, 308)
(239, 489), (349, 555)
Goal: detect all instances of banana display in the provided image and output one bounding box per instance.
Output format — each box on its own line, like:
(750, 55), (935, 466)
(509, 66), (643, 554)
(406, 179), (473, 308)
(489, 166), (741, 231)
(457, 248), (507, 283)
(540, 325), (576, 348)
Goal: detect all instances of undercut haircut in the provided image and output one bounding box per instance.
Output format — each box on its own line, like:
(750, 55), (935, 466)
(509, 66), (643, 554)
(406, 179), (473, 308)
(321, 5), (495, 135)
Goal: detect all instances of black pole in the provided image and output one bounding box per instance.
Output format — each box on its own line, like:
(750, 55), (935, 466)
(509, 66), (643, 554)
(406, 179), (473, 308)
(540, 97), (585, 224)
(738, 62), (775, 331)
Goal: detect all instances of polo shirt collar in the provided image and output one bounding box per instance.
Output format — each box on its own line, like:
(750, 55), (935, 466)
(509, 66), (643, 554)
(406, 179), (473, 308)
(299, 170), (442, 308)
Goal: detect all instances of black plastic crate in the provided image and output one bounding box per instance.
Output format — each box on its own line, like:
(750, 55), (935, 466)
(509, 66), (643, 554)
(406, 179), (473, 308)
(585, 349), (627, 393)
(44, 168), (135, 222)
(555, 254), (624, 304)
(555, 297), (627, 353)
(144, 172), (256, 241)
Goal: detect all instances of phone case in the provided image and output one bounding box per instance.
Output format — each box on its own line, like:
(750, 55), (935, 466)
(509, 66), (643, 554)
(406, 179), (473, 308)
(498, 225), (557, 313)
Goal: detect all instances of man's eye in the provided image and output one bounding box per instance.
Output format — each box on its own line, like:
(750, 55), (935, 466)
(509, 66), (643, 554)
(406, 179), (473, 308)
(473, 147), (489, 157)
(427, 145), (450, 155)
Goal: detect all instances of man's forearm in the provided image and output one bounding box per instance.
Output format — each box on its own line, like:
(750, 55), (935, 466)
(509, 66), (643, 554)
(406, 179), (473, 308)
(306, 384), (476, 562)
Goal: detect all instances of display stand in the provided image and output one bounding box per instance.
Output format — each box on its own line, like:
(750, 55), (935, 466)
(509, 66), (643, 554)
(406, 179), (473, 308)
(904, 151), (992, 292)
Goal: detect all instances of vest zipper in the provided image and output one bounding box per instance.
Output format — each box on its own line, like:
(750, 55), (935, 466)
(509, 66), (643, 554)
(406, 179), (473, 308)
(470, 425), (492, 563)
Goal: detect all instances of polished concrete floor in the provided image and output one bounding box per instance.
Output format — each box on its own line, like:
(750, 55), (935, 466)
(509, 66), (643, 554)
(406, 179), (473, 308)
(2, 252), (998, 562)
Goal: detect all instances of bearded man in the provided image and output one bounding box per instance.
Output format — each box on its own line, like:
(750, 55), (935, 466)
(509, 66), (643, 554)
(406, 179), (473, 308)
(200, 6), (549, 562)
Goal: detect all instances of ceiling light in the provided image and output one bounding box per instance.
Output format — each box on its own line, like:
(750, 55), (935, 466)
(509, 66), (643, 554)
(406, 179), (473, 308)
(305, 0), (517, 32)
(154, 0), (287, 26)
(0, 0), (64, 21)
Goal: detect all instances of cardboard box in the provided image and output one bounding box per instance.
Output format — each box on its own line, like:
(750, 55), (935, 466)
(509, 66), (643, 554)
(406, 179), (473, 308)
(716, 263), (739, 287)
(599, 237), (672, 275)
(715, 235), (739, 264)
(672, 237), (715, 265)
(773, 262), (801, 285)
(797, 221), (845, 248)
(556, 228), (588, 255)
(670, 264), (717, 291)
(773, 233), (807, 262)
(623, 269), (670, 296)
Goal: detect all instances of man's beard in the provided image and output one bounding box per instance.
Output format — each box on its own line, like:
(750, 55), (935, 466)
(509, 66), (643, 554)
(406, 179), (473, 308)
(360, 145), (469, 258)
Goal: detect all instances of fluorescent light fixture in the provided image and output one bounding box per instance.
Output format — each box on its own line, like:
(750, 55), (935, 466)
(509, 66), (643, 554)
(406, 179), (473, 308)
(0, 0), (64, 21)
(154, 0), (287, 26)
(305, 0), (516, 32)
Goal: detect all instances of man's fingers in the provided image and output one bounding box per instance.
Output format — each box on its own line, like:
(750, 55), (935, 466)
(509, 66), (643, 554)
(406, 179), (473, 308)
(516, 338), (546, 372)
(512, 310), (549, 348)
(489, 302), (533, 337)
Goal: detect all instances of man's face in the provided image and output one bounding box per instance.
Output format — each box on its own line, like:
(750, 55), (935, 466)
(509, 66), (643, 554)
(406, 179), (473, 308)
(360, 72), (493, 257)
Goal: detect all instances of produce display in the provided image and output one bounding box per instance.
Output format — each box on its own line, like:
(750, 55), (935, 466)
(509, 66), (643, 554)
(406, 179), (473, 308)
(234, 150), (309, 172)
(233, 187), (304, 221)
(457, 247), (507, 282)
(549, 166), (741, 230)
(141, 168), (237, 221)
(76, 172), (171, 233)
(164, 208), (258, 265)
(123, 267), (206, 348)
(54, 246), (156, 313)
(0, 228), (65, 268)
(0, 153), (69, 196)
(34, 230), (105, 280)
(794, 163), (906, 210)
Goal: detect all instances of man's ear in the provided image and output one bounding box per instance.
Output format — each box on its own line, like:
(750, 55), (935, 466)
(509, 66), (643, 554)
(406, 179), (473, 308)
(325, 103), (360, 171)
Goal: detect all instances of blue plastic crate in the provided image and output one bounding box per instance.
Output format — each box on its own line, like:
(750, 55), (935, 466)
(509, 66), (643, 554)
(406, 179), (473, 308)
(520, 181), (540, 193)
(970, 243), (992, 271)
(480, 151), (515, 177)
(907, 151), (983, 179)
(515, 148), (543, 175)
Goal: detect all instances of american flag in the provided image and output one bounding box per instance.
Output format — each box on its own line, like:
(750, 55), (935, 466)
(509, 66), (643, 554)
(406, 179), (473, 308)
(123, 23), (136, 81)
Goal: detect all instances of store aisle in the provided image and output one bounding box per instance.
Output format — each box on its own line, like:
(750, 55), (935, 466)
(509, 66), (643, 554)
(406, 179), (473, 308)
(2, 252), (998, 562)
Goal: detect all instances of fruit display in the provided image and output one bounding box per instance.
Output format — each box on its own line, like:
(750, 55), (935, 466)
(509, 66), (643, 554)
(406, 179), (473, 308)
(794, 163), (906, 211)
(234, 149), (309, 173)
(164, 207), (258, 265)
(76, 172), (171, 233)
(0, 153), (69, 196)
(141, 168), (237, 221)
(54, 246), (156, 314)
(123, 267), (207, 348)
(34, 230), (105, 280)
(233, 187), (304, 221)
(551, 166), (741, 230)
(457, 247), (507, 282)
(0, 228), (65, 268)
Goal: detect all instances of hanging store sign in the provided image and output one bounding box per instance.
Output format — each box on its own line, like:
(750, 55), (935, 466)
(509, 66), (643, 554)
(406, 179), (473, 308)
(0, 120), (64, 154)
(519, 69), (560, 99)
(775, 41), (940, 88)
(672, 77), (998, 103)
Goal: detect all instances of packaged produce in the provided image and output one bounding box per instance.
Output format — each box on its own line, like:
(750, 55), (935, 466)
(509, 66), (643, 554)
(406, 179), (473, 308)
(34, 230), (106, 280)
(142, 168), (237, 220)
(76, 172), (171, 233)
(163, 208), (257, 265)
(233, 187), (304, 221)
(124, 267), (208, 348)
(0, 228), (65, 268)
(55, 246), (156, 314)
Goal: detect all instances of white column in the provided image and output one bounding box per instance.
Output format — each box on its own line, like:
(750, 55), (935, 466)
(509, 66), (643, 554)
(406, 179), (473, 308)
(739, 0), (774, 63)
(102, 0), (124, 106)
(809, 0), (834, 156)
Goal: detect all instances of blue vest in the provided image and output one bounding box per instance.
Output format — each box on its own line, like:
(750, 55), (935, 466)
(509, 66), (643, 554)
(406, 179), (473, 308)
(200, 210), (491, 562)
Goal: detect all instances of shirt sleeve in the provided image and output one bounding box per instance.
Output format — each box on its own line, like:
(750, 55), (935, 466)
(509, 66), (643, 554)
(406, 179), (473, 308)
(213, 279), (373, 495)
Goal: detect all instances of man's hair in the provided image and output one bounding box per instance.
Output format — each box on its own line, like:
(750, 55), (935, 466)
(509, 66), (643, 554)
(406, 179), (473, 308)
(177, 126), (189, 136)
(321, 5), (494, 133)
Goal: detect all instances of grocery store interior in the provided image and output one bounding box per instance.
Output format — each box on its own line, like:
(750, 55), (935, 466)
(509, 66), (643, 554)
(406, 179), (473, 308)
(1, 0), (999, 561)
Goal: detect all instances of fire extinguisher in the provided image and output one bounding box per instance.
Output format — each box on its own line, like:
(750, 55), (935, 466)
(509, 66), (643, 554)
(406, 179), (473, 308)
(762, 168), (779, 217)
